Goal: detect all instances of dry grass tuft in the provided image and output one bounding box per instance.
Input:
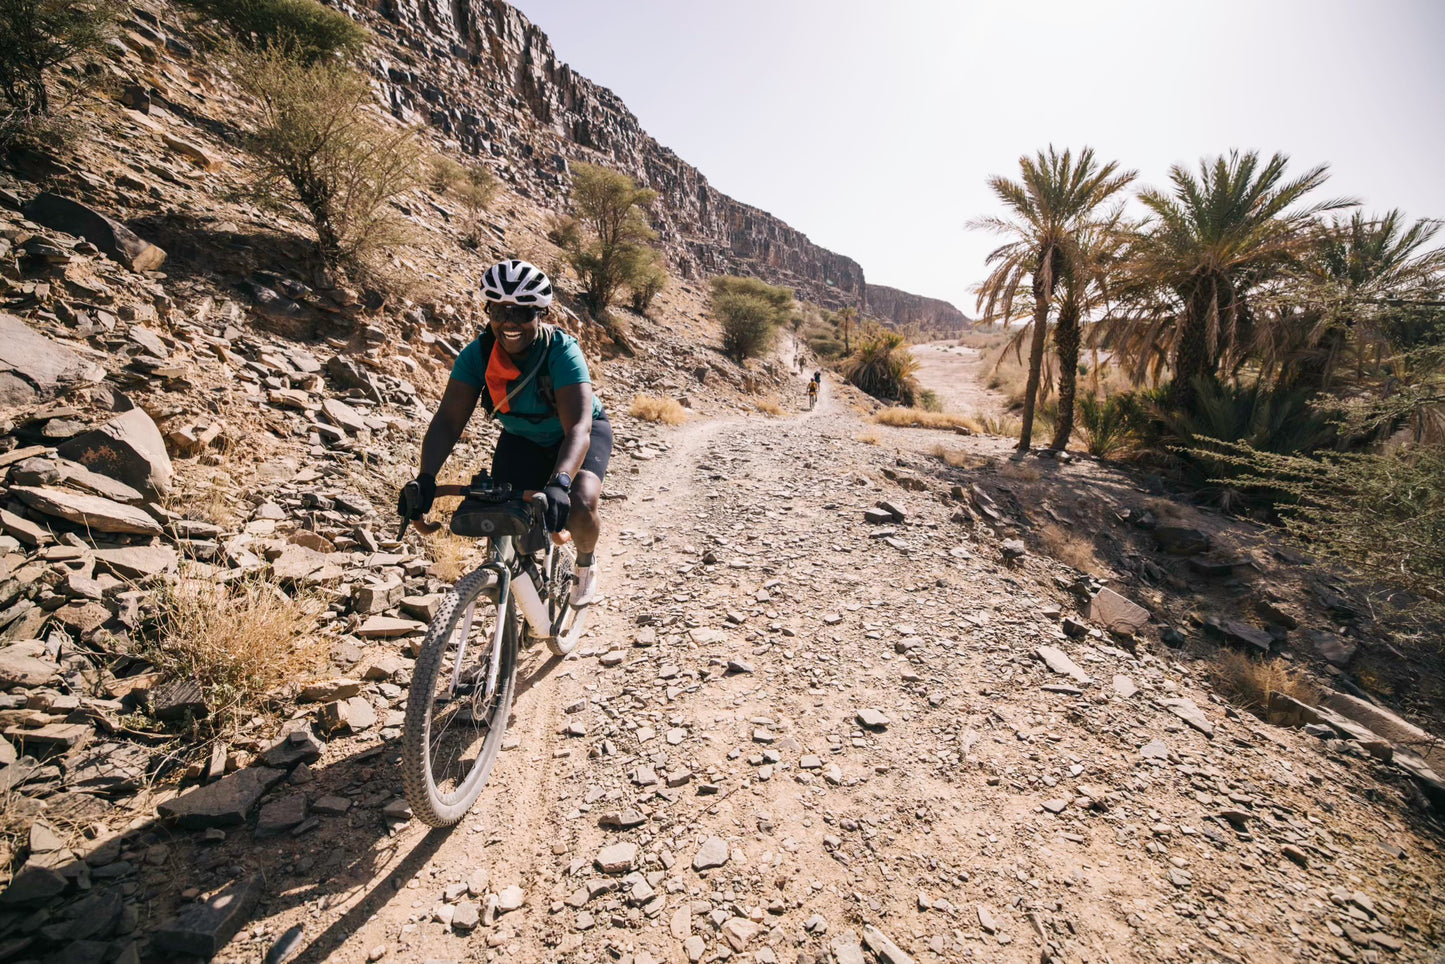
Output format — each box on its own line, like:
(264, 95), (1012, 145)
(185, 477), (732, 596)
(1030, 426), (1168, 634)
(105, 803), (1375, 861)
(422, 523), (477, 582)
(998, 460), (1042, 482)
(1037, 523), (1102, 574)
(143, 572), (327, 735)
(755, 397), (786, 417)
(629, 394), (688, 425)
(872, 407), (981, 434)
(856, 429), (882, 445)
(928, 443), (988, 470)
(1212, 651), (1320, 715)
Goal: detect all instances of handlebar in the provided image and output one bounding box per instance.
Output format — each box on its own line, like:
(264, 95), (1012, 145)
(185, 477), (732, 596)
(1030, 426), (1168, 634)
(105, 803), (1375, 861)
(397, 485), (545, 539)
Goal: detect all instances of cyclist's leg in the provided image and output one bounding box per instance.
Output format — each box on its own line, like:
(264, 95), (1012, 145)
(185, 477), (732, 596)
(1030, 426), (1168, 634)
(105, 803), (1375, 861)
(565, 415), (612, 556)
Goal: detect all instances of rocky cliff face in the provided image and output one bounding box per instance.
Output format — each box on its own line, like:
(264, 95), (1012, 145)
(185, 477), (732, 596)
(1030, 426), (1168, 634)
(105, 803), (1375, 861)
(351, 0), (946, 322)
(864, 284), (973, 336)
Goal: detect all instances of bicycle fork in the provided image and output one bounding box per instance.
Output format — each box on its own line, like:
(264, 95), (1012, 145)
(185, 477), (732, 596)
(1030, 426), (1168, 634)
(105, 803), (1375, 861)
(449, 563), (511, 708)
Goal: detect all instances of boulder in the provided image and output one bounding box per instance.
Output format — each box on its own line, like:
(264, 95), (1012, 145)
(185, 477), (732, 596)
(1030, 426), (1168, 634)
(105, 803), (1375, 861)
(21, 193), (166, 271)
(1088, 587), (1150, 635)
(1154, 525), (1211, 555)
(10, 485), (161, 536)
(0, 312), (105, 405)
(0, 641), (60, 687)
(156, 767), (286, 828)
(92, 545), (178, 579)
(57, 407), (173, 499)
(151, 875), (264, 958)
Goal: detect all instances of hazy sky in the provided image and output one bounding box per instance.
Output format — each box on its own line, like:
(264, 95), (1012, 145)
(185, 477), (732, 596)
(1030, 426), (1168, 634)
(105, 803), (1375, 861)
(509, 0), (1445, 313)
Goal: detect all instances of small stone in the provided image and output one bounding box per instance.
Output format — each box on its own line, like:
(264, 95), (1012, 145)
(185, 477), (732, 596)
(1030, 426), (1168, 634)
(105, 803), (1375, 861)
(856, 708), (890, 730)
(596, 842), (638, 874)
(451, 901), (479, 932)
(692, 836), (729, 871)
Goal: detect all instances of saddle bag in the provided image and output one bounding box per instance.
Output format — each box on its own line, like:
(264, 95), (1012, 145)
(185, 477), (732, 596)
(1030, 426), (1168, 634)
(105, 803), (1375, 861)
(450, 499), (532, 540)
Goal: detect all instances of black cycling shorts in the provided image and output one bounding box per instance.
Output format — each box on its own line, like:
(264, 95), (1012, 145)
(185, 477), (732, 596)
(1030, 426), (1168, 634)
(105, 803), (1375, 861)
(490, 413), (612, 491)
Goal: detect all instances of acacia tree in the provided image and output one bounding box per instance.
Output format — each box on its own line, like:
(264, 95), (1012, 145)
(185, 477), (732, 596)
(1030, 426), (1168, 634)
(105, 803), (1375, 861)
(0, 0), (120, 118)
(233, 41), (423, 269)
(563, 162), (663, 316)
(971, 146), (1135, 451)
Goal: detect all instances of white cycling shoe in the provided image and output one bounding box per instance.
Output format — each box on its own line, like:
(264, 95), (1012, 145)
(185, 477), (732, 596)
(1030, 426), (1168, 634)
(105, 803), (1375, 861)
(571, 565), (599, 607)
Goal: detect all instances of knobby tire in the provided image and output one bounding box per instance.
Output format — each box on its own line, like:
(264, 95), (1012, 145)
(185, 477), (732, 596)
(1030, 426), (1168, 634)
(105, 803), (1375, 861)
(401, 565), (518, 827)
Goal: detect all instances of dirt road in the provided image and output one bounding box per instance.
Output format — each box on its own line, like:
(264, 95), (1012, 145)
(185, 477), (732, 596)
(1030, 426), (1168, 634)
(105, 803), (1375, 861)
(911, 343), (1010, 419)
(194, 368), (1445, 964)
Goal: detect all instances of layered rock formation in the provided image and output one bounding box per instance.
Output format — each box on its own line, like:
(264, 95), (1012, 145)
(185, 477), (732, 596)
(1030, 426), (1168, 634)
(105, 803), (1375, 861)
(352, 0), (950, 323)
(864, 283), (972, 336)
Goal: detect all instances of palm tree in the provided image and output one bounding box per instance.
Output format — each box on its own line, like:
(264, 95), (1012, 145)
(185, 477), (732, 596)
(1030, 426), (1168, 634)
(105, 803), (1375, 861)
(1123, 151), (1354, 410)
(1050, 211), (1131, 449)
(971, 146), (1135, 451)
(1276, 211), (1445, 389)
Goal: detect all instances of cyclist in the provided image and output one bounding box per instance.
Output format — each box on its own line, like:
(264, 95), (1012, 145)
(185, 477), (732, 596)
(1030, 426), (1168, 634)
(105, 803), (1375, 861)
(806, 377), (819, 410)
(400, 259), (609, 607)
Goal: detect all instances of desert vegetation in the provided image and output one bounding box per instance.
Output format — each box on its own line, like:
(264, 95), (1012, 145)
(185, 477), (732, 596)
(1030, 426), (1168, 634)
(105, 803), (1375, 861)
(628, 393), (688, 425)
(969, 145), (1445, 626)
(0, 0), (121, 146)
(556, 162), (667, 321)
(709, 274), (795, 362)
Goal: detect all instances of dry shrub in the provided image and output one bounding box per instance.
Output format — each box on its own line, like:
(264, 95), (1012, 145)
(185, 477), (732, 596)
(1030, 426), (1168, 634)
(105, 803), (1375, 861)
(755, 397), (786, 417)
(144, 573), (326, 735)
(629, 394), (688, 425)
(1037, 522), (1101, 574)
(872, 407), (981, 434)
(422, 525), (474, 582)
(979, 413), (1022, 439)
(857, 429), (882, 445)
(998, 459), (1041, 482)
(1212, 651), (1320, 715)
(928, 443), (988, 470)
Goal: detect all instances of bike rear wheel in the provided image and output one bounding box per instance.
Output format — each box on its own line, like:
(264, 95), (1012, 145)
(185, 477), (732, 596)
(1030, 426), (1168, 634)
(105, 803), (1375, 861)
(544, 541), (587, 657)
(401, 565), (518, 827)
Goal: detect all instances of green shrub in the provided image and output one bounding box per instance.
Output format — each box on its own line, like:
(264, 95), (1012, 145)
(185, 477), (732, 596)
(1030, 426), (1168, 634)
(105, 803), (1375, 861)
(841, 329), (920, 404)
(180, 0), (367, 60)
(710, 275), (794, 362)
(716, 292), (778, 361)
(431, 156), (498, 248)
(232, 42), (423, 269)
(628, 254), (666, 314)
(0, 0), (120, 119)
(917, 389), (943, 413)
(1207, 442), (1445, 627)
(1075, 393), (1139, 457)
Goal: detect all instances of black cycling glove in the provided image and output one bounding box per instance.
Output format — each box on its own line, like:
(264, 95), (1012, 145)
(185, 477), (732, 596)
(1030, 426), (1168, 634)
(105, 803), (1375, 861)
(541, 480), (571, 533)
(398, 472), (436, 520)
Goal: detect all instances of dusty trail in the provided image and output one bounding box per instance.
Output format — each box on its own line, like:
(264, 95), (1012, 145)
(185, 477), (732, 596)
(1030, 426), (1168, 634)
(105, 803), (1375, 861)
(911, 342), (1010, 419)
(227, 372), (1442, 964)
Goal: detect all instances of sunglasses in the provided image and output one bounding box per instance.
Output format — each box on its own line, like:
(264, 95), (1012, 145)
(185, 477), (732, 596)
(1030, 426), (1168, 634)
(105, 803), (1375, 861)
(489, 303), (542, 325)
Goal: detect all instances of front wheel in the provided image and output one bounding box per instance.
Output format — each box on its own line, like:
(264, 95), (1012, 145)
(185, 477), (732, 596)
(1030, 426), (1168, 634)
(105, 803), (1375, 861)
(401, 566), (518, 827)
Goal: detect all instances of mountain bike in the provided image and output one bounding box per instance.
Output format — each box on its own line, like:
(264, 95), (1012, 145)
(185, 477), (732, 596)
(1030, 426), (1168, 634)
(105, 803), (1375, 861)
(396, 473), (589, 827)
(807, 386), (819, 411)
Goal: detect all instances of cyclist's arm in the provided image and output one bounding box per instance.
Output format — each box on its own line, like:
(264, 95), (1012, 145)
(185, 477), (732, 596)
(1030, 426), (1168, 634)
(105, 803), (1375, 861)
(551, 382), (594, 480)
(420, 378), (481, 476)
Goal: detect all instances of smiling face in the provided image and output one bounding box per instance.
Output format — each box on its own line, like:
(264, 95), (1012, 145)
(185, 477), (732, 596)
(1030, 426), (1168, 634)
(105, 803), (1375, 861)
(487, 302), (543, 355)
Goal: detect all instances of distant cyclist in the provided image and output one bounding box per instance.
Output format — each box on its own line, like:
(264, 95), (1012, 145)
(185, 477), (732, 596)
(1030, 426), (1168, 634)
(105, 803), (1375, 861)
(806, 377), (819, 410)
(400, 259), (608, 606)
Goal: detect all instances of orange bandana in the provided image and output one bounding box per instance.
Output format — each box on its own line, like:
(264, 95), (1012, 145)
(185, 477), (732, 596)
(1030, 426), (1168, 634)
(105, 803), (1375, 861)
(485, 341), (523, 413)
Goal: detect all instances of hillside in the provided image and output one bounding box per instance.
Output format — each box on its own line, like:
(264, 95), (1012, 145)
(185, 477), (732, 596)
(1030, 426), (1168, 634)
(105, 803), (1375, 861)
(0, 2), (1441, 963)
(345, 0), (962, 326)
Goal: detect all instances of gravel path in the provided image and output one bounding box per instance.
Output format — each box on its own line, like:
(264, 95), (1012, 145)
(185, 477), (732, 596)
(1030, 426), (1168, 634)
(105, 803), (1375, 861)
(208, 386), (1444, 964)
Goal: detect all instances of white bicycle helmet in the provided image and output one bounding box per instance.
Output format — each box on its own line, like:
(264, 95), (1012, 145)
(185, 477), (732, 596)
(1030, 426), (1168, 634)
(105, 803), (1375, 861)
(481, 259), (554, 308)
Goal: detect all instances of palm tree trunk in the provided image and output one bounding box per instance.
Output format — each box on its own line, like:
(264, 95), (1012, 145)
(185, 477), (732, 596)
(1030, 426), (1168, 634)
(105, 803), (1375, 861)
(1049, 301), (1081, 450)
(1169, 285), (1214, 412)
(1017, 257), (1053, 452)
